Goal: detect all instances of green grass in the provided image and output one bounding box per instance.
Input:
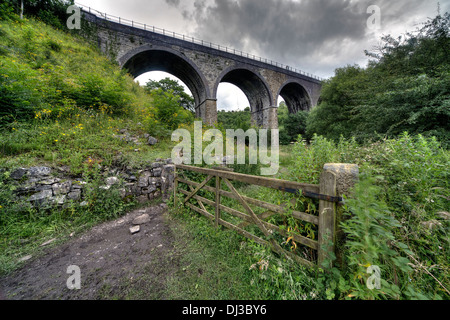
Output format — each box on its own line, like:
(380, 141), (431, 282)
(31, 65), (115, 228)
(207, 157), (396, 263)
(165, 134), (449, 300)
(158, 204), (319, 300)
(0, 15), (176, 170)
(0, 15), (176, 275)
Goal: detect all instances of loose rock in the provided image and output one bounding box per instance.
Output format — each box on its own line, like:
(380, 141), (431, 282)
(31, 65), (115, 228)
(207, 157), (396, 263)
(132, 214), (151, 225)
(148, 136), (158, 146)
(106, 177), (120, 186)
(129, 225), (140, 235)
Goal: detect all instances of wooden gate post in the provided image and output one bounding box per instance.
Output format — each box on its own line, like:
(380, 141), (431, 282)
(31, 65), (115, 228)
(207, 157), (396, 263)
(318, 164), (359, 269)
(323, 163), (359, 268)
(317, 170), (337, 269)
(173, 165), (178, 207)
(215, 175), (221, 228)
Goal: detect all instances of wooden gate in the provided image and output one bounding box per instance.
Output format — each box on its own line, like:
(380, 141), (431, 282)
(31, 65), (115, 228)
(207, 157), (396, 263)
(173, 164), (338, 268)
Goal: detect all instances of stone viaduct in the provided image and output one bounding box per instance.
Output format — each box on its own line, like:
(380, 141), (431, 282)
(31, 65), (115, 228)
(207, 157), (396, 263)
(79, 7), (322, 129)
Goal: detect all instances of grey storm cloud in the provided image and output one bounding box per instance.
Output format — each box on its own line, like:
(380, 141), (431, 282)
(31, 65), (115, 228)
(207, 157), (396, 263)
(165, 0), (444, 77)
(165, 0), (181, 6)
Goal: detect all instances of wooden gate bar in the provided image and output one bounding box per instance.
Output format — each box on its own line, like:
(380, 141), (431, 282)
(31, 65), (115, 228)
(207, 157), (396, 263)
(176, 177), (319, 225)
(317, 170), (337, 268)
(177, 164), (320, 194)
(183, 174), (213, 204)
(238, 211), (278, 229)
(174, 163), (339, 269)
(215, 176), (221, 228)
(173, 171), (178, 207)
(186, 183), (208, 212)
(222, 178), (289, 259)
(217, 218), (269, 247)
(178, 188), (318, 250)
(186, 202), (214, 221)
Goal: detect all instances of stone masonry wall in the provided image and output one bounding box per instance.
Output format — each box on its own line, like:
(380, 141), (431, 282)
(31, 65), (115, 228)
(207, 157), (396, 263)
(7, 160), (175, 209)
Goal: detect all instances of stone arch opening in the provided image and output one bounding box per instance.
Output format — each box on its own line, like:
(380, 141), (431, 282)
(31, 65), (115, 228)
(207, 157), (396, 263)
(278, 81), (312, 114)
(121, 47), (208, 111)
(217, 83), (250, 112)
(215, 67), (273, 127)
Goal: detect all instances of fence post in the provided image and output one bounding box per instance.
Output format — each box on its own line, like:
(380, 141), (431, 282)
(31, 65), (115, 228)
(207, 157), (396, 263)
(317, 170), (337, 269)
(318, 164), (359, 269)
(173, 166), (178, 207)
(215, 175), (221, 228)
(323, 163), (359, 267)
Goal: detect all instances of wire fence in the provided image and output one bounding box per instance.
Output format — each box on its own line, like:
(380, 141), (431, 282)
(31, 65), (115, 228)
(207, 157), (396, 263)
(74, 2), (324, 81)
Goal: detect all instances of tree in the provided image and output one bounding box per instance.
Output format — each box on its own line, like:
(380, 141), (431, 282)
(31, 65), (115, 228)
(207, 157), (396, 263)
(307, 13), (450, 147)
(145, 78), (195, 113)
(278, 102), (309, 144)
(150, 89), (194, 130)
(306, 65), (368, 141)
(365, 12), (450, 77)
(217, 108), (251, 131)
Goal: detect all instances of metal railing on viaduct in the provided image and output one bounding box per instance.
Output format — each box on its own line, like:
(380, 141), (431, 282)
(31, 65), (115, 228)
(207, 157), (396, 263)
(74, 2), (324, 82)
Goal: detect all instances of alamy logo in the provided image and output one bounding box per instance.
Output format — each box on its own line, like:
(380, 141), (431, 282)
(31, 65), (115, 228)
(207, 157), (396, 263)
(66, 265), (81, 290)
(366, 265), (381, 290)
(367, 5), (381, 31)
(66, 5), (81, 30)
(172, 121), (279, 176)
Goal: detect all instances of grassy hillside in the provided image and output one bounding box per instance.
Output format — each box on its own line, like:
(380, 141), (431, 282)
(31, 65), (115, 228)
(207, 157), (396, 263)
(0, 14), (179, 274)
(0, 15), (176, 171)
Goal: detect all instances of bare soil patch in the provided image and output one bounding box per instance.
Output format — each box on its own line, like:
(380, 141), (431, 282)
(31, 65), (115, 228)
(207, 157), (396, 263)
(0, 203), (178, 300)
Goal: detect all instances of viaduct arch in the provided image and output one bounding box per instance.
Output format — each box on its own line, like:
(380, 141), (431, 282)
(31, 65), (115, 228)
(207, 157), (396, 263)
(80, 7), (322, 129)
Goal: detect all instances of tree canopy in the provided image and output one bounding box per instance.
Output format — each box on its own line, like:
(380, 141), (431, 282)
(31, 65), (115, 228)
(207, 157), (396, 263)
(144, 78), (195, 113)
(306, 13), (450, 147)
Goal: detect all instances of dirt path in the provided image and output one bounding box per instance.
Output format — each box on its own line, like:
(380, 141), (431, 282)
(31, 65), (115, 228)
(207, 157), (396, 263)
(0, 203), (178, 300)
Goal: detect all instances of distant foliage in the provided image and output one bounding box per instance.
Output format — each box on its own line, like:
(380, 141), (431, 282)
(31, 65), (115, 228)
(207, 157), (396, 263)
(217, 107), (252, 132)
(307, 13), (450, 148)
(278, 102), (308, 145)
(1, 0), (74, 29)
(145, 78), (195, 113)
(150, 88), (194, 131)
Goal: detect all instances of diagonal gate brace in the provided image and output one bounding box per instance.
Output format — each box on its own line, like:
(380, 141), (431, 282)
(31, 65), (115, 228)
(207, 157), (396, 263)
(183, 175), (214, 205)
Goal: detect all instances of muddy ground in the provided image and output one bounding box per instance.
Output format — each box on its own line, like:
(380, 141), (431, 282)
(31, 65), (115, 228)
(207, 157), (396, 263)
(0, 203), (180, 300)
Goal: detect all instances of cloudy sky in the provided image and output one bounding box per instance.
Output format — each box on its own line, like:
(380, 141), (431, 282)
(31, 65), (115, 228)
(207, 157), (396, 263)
(76, 0), (449, 110)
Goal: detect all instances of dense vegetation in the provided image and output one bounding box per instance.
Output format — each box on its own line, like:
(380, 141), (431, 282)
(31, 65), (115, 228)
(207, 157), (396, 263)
(216, 103), (308, 145)
(283, 134), (449, 299)
(144, 78), (195, 113)
(217, 107), (252, 131)
(0, 7), (179, 273)
(278, 102), (308, 145)
(306, 13), (450, 148)
(0, 2), (448, 300)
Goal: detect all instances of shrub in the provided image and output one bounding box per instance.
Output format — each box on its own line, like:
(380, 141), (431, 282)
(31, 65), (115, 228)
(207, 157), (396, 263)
(151, 89), (194, 131)
(285, 133), (449, 299)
